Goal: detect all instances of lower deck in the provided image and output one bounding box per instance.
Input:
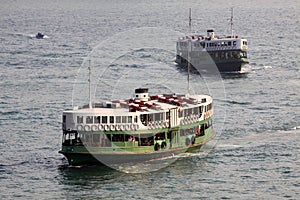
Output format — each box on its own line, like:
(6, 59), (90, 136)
(59, 119), (215, 166)
(176, 50), (249, 72)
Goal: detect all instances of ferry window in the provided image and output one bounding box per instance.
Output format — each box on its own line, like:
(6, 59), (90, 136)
(200, 42), (205, 48)
(86, 116), (93, 124)
(110, 116), (114, 123)
(140, 114), (147, 125)
(155, 113), (162, 121)
(116, 116), (121, 123)
(233, 51), (238, 59)
(233, 41), (236, 46)
(122, 116), (127, 123)
(94, 116), (100, 123)
(179, 110), (183, 118)
(128, 116), (132, 123)
(193, 107), (198, 115)
(77, 116), (83, 123)
(166, 112), (169, 120)
(221, 52), (225, 59)
(93, 134), (100, 146)
(183, 109), (187, 117)
(134, 116), (138, 123)
(63, 115), (66, 123)
(102, 116), (108, 124)
(228, 41), (232, 46)
(149, 114), (154, 122)
(155, 132), (165, 140)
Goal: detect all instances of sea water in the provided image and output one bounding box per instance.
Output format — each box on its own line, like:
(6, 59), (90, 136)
(0, 0), (299, 199)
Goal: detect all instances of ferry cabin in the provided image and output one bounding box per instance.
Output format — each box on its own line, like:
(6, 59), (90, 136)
(61, 89), (213, 155)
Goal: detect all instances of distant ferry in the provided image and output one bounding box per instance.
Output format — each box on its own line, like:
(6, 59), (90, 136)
(175, 8), (249, 72)
(59, 65), (215, 166)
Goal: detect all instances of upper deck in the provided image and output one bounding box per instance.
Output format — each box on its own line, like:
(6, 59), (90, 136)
(176, 30), (248, 52)
(62, 90), (213, 132)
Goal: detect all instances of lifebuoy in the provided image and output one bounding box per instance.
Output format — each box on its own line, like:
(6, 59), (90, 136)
(84, 125), (91, 131)
(164, 121), (169, 128)
(104, 125), (109, 131)
(101, 124), (105, 131)
(98, 124), (102, 131)
(130, 124), (135, 130)
(155, 121), (159, 129)
(91, 125), (98, 131)
(77, 125), (83, 131)
(110, 124), (115, 131)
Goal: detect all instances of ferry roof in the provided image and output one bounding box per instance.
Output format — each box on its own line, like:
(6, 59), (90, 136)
(64, 94), (212, 115)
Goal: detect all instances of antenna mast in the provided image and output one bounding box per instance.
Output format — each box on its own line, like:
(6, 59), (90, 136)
(230, 7), (234, 38)
(88, 60), (92, 109)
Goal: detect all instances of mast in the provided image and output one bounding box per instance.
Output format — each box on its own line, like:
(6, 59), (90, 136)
(88, 60), (92, 109)
(187, 8), (191, 96)
(230, 7), (234, 38)
(189, 8), (192, 36)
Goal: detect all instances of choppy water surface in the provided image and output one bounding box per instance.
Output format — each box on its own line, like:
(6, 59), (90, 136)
(0, 0), (299, 199)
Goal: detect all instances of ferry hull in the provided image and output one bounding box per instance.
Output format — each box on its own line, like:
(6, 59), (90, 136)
(175, 56), (249, 72)
(59, 128), (216, 166)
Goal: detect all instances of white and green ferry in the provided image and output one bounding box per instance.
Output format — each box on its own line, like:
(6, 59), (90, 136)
(59, 88), (215, 166)
(176, 8), (249, 72)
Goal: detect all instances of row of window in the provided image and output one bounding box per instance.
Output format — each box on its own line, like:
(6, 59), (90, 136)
(74, 104), (212, 125)
(179, 40), (243, 48)
(77, 115), (138, 124)
(178, 106), (202, 118)
(185, 51), (247, 60)
(206, 41), (237, 47)
(140, 104), (211, 125)
(209, 51), (247, 59)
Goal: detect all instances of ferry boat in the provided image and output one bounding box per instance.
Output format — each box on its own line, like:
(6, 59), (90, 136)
(175, 8), (249, 72)
(59, 86), (215, 166)
(35, 32), (45, 39)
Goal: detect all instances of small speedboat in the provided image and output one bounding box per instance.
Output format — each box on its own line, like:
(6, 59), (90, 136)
(36, 32), (45, 39)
